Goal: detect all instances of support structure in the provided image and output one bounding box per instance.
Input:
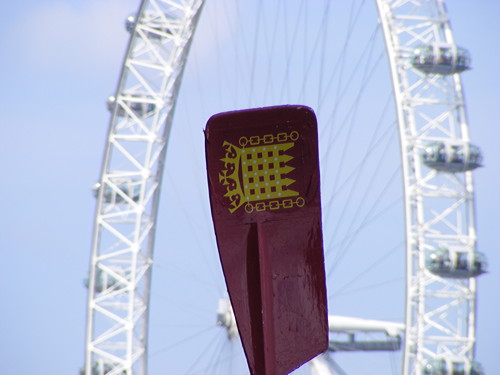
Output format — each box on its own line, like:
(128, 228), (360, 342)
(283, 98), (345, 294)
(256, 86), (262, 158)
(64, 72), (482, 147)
(217, 300), (405, 375)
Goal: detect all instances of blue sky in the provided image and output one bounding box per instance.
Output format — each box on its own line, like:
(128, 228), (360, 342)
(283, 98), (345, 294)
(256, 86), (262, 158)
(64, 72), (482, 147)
(0, 1), (498, 374)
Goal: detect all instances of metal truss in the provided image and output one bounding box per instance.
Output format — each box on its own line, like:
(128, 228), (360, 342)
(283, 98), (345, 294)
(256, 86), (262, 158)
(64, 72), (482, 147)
(84, 1), (204, 374)
(376, 1), (480, 374)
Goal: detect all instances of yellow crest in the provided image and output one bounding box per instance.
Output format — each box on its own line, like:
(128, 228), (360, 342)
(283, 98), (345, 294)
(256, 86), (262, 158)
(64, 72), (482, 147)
(219, 131), (305, 213)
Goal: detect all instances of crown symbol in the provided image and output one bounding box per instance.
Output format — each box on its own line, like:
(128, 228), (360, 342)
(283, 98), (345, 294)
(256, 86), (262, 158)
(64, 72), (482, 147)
(219, 131), (304, 213)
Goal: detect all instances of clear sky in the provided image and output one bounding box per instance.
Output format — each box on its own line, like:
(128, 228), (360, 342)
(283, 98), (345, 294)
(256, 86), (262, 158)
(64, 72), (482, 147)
(0, 1), (498, 375)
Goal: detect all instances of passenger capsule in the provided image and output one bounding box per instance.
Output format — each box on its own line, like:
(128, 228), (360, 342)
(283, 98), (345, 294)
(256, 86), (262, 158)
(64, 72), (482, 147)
(422, 358), (484, 375)
(412, 44), (471, 75)
(83, 269), (120, 293)
(91, 362), (116, 375)
(426, 247), (487, 278)
(125, 15), (136, 33)
(107, 95), (156, 118)
(422, 142), (482, 172)
(125, 13), (173, 38)
(93, 180), (142, 204)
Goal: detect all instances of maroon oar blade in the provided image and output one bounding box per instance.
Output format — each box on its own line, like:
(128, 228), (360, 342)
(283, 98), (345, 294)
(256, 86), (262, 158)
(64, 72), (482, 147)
(205, 105), (328, 375)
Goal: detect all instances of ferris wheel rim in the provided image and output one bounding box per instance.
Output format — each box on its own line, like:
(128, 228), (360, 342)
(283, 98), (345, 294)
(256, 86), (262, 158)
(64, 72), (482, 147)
(83, 1), (205, 374)
(376, 0), (482, 373)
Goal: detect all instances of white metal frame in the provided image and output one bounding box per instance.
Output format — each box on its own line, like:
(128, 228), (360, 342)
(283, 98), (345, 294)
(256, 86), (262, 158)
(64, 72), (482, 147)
(84, 1), (204, 374)
(376, 1), (479, 374)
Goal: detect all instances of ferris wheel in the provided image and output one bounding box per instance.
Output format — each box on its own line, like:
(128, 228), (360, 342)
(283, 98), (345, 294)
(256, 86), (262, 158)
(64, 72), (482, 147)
(83, 1), (486, 375)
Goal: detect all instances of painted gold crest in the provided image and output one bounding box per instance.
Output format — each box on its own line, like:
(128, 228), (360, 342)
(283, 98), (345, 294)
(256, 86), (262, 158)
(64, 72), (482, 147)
(219, 131), (305, 213)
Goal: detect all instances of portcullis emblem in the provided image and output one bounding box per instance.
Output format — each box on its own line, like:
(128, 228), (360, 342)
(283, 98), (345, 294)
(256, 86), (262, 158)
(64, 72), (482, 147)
(218, 131), (305, 213)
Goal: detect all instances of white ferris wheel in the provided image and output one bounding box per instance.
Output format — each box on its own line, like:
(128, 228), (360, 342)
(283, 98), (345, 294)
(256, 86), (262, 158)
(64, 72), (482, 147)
(83, 1), (486, 375)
